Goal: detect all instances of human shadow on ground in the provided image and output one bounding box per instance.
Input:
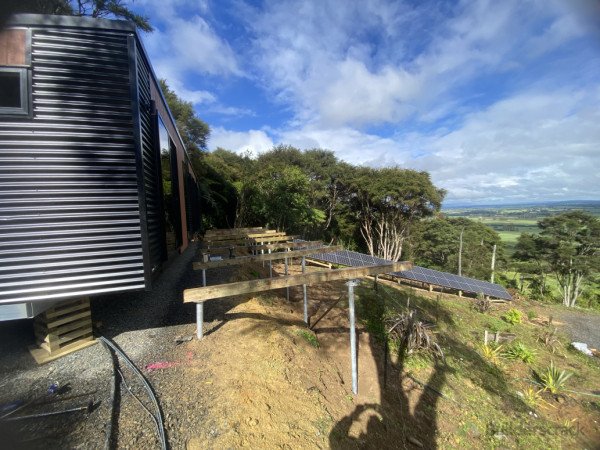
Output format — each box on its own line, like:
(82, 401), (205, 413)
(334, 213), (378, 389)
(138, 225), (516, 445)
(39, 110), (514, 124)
(328, 287), (531, 449)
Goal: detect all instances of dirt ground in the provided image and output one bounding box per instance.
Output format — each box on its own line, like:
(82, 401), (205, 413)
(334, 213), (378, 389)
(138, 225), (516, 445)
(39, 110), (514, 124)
(0, 245), (446, 449)
(1, 245), (598, 449)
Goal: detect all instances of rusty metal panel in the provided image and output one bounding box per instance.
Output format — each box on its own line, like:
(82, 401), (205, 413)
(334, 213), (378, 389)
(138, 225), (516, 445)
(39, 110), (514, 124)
(0, 25), (145, 303)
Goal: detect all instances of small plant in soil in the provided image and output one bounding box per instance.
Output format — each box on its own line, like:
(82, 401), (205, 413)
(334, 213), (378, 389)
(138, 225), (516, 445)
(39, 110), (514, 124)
(474, 294), (491, 313)
(296, 329), (319, 348)
(526, 310), (537, 320)
(504, 342), (536, 364)
(502, 308), (523, 325)
(536, 361), (573, 394)
(479, 343), (503, 366)
(385, 310), (443, 359)
(539, 327), (562, 354)
(522, 386), (542, 408)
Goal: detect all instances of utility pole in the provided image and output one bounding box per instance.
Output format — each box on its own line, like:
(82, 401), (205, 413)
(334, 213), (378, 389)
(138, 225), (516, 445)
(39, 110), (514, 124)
(458, 227), (464, 276)
(490, 243), (496, 283)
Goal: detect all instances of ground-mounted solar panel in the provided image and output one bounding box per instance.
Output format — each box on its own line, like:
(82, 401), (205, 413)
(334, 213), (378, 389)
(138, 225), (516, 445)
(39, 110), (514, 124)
(294, 240), (512, 300)
(390, 266), (512, 301)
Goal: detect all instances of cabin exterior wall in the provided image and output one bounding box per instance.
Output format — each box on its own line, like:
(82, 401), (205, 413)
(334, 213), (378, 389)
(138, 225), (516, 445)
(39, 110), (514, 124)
(0, 14), (201, 312)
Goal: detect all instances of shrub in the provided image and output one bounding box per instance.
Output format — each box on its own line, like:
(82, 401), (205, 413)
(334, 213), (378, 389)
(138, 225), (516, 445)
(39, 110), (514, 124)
(527, 310), (537, 320)
(503, 308), (523, 325)
(479, 343), (503, 366)
(536, 361), (573, 394)
(474, 294), (491, 313)
(504, 342), (536, 364)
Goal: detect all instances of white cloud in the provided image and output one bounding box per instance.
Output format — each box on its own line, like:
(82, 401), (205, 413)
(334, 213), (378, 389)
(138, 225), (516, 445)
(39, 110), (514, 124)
(245, 0), (589, 128)
(136, 1), (242, 112)
(209, 127), (274, 155)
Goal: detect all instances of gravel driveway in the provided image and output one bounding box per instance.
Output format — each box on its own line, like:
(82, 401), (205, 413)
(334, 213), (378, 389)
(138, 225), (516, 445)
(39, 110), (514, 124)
(554, 308), (600, 350)
(0, 241), (219, 449)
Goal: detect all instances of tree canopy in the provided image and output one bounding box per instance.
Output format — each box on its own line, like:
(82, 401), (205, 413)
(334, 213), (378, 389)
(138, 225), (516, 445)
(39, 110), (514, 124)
(3, 0), (152, 31)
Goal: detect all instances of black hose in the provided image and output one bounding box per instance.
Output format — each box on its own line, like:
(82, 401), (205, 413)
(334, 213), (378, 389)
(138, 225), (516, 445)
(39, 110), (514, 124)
(99, 336), (168, 450)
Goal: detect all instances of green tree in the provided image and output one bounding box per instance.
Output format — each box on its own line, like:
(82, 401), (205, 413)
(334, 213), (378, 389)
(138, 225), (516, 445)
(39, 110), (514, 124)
(410, 217), (505, 280)
(537, 211), (599, 307)
(3, 0), (152, 31)
(349, 167), (445, 261)
(513, 232), (549, 297)
(244, 164), (323, 233)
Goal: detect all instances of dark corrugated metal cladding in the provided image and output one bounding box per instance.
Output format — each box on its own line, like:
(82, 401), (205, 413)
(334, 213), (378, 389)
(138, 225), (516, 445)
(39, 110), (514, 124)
(0, 26), (146, 303)
(136, 43), (165, 277)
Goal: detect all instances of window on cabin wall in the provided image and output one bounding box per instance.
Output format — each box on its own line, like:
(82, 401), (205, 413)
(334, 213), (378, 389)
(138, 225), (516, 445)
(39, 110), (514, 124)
(158, 117), (182, 253)
(0, 29), (30, 116)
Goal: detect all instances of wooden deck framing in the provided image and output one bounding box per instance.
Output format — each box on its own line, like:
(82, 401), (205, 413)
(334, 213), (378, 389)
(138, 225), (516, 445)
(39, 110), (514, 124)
(200, 234), (298, 248)
(183, 261), (412, 303)
(204, 240), (322, 255)
(193, 245), (343, 270)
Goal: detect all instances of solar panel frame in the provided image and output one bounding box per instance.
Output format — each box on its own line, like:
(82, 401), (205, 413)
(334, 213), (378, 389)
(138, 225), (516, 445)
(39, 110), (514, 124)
(295, 241), (511, 301)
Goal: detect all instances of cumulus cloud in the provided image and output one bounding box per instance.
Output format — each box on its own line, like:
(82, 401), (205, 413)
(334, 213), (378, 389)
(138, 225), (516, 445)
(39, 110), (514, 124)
(136, 0), (599, 204)
(209, 127), (274, 155)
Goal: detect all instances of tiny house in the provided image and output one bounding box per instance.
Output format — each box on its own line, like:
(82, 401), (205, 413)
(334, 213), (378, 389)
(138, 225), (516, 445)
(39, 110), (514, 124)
(0, 14), (201, 320)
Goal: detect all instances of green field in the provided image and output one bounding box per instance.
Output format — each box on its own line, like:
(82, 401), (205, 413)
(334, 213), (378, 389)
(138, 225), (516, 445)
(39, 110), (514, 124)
(443, 201), (600, 255)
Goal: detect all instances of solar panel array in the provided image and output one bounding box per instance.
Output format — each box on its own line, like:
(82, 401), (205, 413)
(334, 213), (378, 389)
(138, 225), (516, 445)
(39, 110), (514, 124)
(301, 243), (512, 301)
(307, 249), (391, 268)
(391, 266), (512, 300)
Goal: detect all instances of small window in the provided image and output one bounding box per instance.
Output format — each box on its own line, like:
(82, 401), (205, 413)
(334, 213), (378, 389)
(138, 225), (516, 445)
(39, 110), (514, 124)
(0, 67), (28, 115)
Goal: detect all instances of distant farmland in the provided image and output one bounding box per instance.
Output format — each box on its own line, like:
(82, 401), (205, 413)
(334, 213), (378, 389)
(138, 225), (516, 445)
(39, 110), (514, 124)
(442, 201), (600, 255)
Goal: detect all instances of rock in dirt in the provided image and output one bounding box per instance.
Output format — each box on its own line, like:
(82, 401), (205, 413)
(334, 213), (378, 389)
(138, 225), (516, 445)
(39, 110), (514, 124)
(408, 436), (424, 447)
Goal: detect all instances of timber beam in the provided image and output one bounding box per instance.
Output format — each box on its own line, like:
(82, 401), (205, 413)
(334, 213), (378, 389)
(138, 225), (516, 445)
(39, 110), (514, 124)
(200, 235), (299, 248)
(203, 231), (286, 242)
(204, 227), (265, 237)
(183, 261), (413, 303)
(193, 245), (343, 270)
(203, 240), (323, 254)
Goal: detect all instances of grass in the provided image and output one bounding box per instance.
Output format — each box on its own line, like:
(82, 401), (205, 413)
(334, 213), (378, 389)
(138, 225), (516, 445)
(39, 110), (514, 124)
(296, 329), (319, 348)
(351, 281), (600, 448)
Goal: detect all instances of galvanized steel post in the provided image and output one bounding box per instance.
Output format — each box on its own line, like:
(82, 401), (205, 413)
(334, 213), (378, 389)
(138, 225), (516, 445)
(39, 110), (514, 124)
(347, 279), (360, 394)
(197, 257), (208, 340)
(284, 256), (289, 301)
(302, 256), (308, 324)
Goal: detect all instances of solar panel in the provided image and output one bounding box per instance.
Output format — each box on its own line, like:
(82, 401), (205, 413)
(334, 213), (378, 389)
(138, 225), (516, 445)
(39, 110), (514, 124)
(296, 240), (512, 301)
(390, 266), (512, 301)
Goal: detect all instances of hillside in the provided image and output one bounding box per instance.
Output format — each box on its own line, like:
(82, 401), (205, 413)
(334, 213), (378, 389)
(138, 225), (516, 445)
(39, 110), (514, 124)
(1, 254), (598, 449)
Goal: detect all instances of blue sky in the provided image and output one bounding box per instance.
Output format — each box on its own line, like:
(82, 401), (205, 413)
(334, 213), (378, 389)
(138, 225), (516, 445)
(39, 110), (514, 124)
(132, 0), (600, 205)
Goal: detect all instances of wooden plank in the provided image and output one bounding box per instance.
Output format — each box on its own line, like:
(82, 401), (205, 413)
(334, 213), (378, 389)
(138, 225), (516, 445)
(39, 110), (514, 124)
(204, 227), (265, 236)
(184, 261), (413, 303)
(201, 235), (297, 248)
(30, 338), (96, 365)
(205, 240), (322, 254)
(204, 230), (280, 240)
(34, 316), (92, 337)
(193, 245), (343, 270)
(44, 309), (90, 329)
(42, 326), (93, 346)
(45, 299), (89, 319)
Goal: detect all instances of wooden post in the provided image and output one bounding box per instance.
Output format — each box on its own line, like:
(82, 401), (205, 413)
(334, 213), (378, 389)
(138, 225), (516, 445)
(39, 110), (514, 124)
(484, 330), (489, 345)
(429, 284), (433, 292)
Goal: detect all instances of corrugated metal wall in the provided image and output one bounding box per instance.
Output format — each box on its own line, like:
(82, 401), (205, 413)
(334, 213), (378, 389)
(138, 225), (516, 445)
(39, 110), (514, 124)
(136, 45), (165, 276)
(0, 26), (146, 303)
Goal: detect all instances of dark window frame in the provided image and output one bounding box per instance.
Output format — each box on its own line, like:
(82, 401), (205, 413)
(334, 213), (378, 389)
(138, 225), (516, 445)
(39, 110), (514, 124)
(0, 66), (30, 117)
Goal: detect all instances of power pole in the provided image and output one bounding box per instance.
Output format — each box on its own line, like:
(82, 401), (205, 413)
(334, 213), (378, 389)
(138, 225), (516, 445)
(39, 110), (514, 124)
(458, 227), (464, 276)
(490, 244), (496, 283)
